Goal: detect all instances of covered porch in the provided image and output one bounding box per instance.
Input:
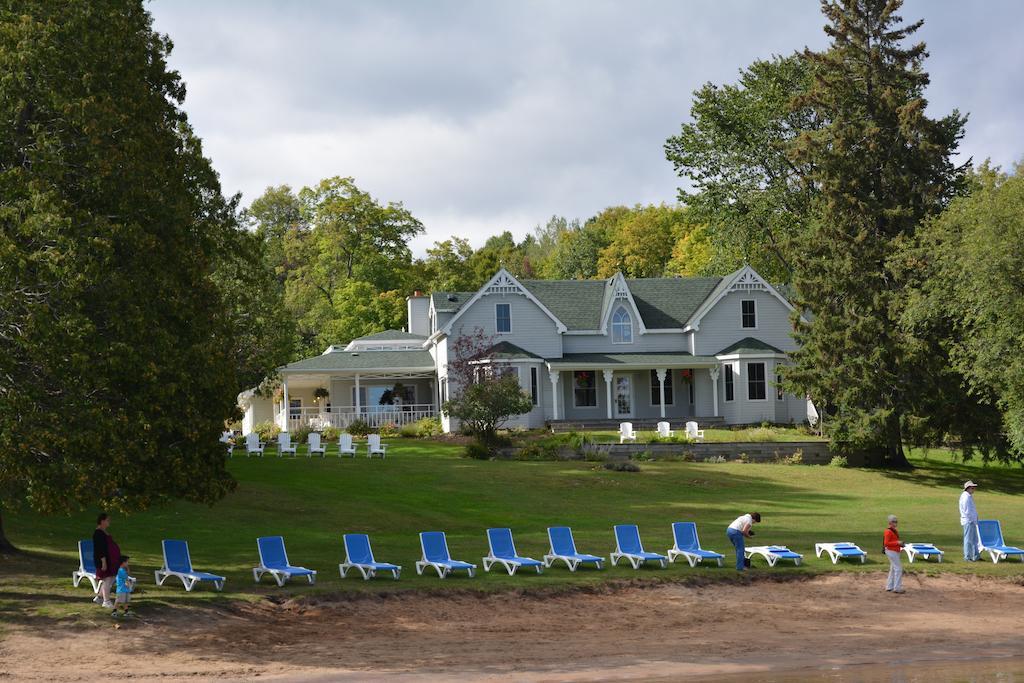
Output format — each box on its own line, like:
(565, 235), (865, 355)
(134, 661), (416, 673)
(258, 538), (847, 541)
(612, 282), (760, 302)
(275, 349), (438, 432)
(544, 352), (723, 426)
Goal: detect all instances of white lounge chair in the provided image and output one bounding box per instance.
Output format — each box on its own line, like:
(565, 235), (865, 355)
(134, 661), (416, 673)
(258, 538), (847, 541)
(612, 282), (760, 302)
(307, 432), (326, 457)
(685, 421), (705, 440)
(667, 522), (724, 567)
(338, 433), (357, 457)
(656, 421), (675, 438)
(544, 526), (605, 571)
(745, 545), (803, 567)
(415, 531), (476, 578)
(339, 533), (402, 580)
(902, 542), (944, 563)
(73, 539), (137, 593)
(978, 520), (1024, 563)
(253, 536), (317, 586)
(610, 524), (668, 569)
(219, 430), (235, 457)
(155, 540), (225, 592)
(245, 432), (265, 457)
(814, 542), (867, 564)
(619, 422), (637, 443)
(367, 433), (387, 458)
(483, 528), (544, 575)
(277, 432), (297, 457)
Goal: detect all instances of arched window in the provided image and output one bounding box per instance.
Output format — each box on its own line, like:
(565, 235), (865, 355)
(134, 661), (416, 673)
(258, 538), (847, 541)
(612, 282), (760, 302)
(611, 306), (633, 344)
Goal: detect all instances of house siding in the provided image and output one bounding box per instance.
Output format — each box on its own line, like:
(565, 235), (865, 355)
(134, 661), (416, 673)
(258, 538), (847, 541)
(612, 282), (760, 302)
(693, 290), (797, 356)
(446, 292), (562, 359)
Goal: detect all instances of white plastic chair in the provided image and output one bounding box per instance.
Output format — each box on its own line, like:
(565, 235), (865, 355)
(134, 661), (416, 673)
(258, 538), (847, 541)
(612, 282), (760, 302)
(619, 422), (637, 443)
(338, 433), (357, 457)
(277, 432), (297, 457)
(367, 433), (387, 458)
(245, 432), (265, 457)
(656, 421), (674, 438)
(685, 421), (705, 440)
(307, 432), (326, 457)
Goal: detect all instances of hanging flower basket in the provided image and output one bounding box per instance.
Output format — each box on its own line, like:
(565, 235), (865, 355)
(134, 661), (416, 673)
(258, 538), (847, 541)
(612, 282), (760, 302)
(680, 369), (694, 382)
(313, 387), (330, 402)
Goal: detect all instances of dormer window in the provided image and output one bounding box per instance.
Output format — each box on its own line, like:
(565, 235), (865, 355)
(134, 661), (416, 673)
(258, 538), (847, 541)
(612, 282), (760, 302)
(496, 303), (512, 334)
(741, 299), (757, 328)
(611, 306), (633, 344)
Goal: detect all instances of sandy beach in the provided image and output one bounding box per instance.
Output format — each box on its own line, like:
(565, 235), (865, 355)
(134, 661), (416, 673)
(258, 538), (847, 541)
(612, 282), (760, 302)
(2, 573), (1024, 681)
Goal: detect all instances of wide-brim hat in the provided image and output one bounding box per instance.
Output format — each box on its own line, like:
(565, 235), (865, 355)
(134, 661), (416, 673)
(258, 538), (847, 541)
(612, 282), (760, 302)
(964, 480), (979, 490)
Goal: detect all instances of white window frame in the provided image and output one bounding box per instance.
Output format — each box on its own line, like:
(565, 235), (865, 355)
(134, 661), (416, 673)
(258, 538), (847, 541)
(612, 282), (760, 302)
(288, 398), (302, 419)
(572, 371), (598, 408)
(741, 299), (757, 329)
(747, 361), (767, 401)
(611, 306), (633, 344)
(648, 369), (674, 406)
(495, 302), (512, 334)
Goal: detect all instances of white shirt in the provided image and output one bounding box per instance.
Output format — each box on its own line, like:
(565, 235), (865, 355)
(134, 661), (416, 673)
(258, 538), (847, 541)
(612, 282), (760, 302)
(729, 514), (753, 532)
(959, 491), (978, 525)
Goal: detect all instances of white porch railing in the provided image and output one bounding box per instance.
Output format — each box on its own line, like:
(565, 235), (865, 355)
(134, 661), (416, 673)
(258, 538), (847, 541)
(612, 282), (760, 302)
(276, 404), (437, 431)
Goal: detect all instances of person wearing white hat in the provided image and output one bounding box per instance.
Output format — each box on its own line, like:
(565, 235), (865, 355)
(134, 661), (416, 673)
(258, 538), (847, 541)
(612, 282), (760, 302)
(959, 481), (980, 561)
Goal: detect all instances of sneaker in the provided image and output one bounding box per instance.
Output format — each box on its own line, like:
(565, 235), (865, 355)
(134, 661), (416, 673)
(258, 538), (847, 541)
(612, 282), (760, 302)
(93, 595), (103, 604)
(123, 609), (135, 617)
(102, 601), (115, 609)
(892, 589), (906, 594)
(885, 588), (893, 592)
(111, 610), (120, 618)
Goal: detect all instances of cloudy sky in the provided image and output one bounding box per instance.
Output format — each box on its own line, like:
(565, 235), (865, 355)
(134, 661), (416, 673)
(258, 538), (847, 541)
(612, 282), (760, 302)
(149, 0), (1024, 255)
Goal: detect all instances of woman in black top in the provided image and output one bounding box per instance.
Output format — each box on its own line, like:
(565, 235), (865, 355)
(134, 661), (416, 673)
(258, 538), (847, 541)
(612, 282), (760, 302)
(92, 513), (116, 607)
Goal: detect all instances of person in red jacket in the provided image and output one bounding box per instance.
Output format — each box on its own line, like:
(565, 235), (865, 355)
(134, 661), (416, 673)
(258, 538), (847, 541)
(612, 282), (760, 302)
(884, 515), (905, 594)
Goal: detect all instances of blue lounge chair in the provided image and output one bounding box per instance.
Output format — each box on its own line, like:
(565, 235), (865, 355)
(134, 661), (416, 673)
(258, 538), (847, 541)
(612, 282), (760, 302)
(814, 542), (867, 564)
(978, 520), (1024, 564)
(253, 536), (317, 586)
(902, 542), (944, 563)
(543, 526), (604, 571)
(415, 531), (476, 578)
(611, 524), (668, 569)
(745, 545), (803, 567)
(339, 534), (402, 580)
(155, 540), (226, 591)
(483, 528), (544, 575)
(667, 522), (724, 567)
(73, 540), (137, 594)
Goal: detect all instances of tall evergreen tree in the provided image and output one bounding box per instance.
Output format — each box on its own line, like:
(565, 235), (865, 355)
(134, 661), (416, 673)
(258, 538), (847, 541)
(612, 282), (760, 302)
(0, 1), (258, 548)
(784, 0), (968, 466)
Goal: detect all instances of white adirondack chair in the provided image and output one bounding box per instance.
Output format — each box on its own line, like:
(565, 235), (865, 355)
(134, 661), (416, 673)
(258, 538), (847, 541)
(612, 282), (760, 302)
(277, 432), (297, 457)
(307, 432), (326, 457)
(685, 421), (705, 440)
(367, 434), (388, 458)
(338, 433), (357, 457)
(656, 421), (674, 438)
(245, 432), (265, 457)
(220, 430), (235, 457)
(619, 422), (637, 443)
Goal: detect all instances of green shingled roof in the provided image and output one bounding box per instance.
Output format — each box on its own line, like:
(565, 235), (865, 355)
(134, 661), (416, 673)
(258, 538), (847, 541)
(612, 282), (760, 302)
(281, 349), (434, 373)
(487, 341), (543, 360)
(520, 279), (607, 330)
(626, 277), (723, 329)
(431, 291), (475, 313)
(351, 329), (426, 342)
(717, 337), (786, 355)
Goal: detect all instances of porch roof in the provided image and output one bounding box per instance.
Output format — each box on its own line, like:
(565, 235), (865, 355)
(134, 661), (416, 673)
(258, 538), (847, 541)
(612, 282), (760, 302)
(280, 349), (435, 374)
(545, 352), (719, 370)
(717, 337), (786, 355)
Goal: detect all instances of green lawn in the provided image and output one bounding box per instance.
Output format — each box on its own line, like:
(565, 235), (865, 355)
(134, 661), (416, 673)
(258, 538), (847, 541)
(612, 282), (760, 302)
(3, 441), (1023, 622)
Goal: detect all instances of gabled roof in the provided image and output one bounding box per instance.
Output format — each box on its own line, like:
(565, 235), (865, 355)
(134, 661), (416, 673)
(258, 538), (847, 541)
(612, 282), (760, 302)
(431, 291), (475, 314)
(440, 269), (567, 335)
(351, 329), (426, 342)
(684, 265), (804, 331)
(519, 279), (606, 330)
(281, 349), (434, 373)
(486, 341), (543, 360)
(716, 337), (786, 356)
(626, 277), (722, 329)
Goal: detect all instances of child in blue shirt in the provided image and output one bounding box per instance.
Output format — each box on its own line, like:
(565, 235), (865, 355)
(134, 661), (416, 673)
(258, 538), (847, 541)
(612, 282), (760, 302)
(113, 555), (133, 618)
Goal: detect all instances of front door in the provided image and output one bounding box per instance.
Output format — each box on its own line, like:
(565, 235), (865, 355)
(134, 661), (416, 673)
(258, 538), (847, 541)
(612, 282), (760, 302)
(614, 375), (633, 418)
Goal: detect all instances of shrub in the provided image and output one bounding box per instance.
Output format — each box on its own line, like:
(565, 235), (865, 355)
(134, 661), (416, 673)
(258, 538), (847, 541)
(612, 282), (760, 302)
(413, 416), (442, 437)
(604, 461), (641, 472)
(779, 450), (804, 465)
(291, 425), (313, 445)
(633, 450), (652, 462)
(253, 421), (280, 443)
(464, 440), (493, 460)
(320, 425), (341, 441)
(379, 422), (399, 438)
(346, 419), (371, 437)
(738, 453), (751, 464)
(829, 455), (849, 468)
(399, 422), (420, 438)
(515, 442), (561, 461)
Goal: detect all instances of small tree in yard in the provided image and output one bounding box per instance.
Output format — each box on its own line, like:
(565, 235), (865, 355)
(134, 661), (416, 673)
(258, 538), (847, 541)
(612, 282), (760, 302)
(443, 329), (533, 448)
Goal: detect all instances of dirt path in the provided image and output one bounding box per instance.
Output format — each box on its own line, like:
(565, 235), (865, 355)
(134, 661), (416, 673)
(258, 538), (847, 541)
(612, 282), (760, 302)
(3, 574), (1024, 681)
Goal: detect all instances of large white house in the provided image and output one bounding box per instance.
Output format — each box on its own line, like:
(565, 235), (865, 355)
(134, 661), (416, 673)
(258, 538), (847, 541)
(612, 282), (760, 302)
(240, 265), (810, 434)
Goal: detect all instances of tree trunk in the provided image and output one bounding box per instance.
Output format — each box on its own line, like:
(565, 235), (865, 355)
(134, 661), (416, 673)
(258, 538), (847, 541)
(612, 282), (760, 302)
(0, 508), (18, 553)
(885, 412), (911, 469)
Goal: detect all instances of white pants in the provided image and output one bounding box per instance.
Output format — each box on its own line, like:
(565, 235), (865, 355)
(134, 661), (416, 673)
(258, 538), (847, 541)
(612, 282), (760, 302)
(885, 549), (903, 591)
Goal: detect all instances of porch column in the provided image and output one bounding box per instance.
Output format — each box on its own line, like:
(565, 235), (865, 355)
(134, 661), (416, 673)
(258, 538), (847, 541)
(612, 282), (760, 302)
(354, 373), (361, 417)
(281, 378), (290, 431)
(709, 366), (720, 418)
(549, 370), (560, 420)
(656, 368), (667, 419)
(429, 379), (437, 412)
(603, 369), (614, 420)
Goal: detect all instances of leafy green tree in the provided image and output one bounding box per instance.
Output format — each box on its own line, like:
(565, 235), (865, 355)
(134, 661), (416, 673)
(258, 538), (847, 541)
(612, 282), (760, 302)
(666, 223), (714, 276)
(783, 0), (968, 467)
(900, 165), (1024, 461)
(316, 281), (408, 349)
(0, 1), (252, 548)
(596, 204), (691, 278)
(665, 53), (820, 283)
(420, 237), (477, 291)
(244, 185), (304, 283)
(545, 207), (624, 279)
